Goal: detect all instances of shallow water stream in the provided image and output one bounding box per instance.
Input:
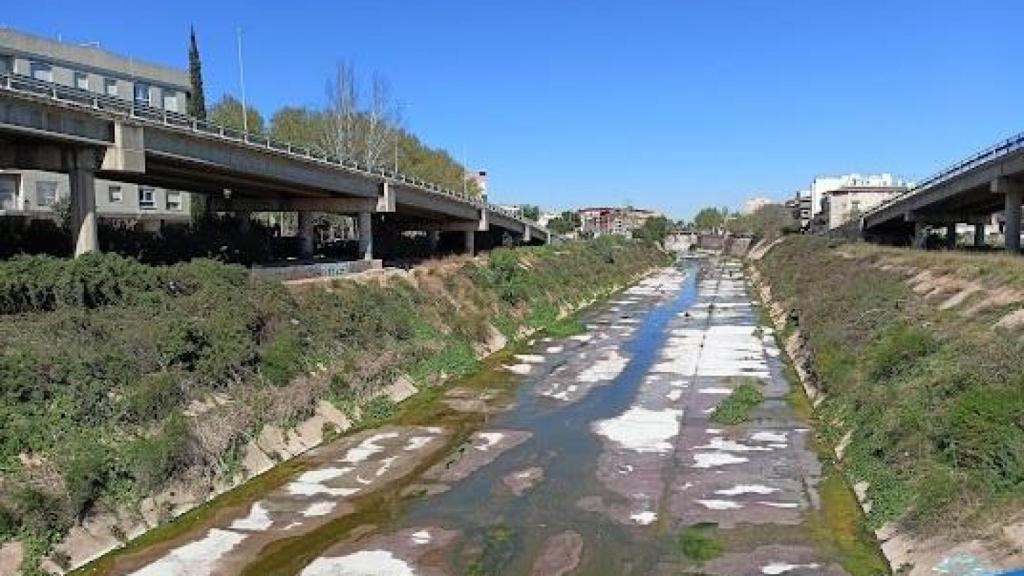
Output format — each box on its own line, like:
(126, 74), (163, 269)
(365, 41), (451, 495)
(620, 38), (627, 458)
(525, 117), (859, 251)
(82, 258), (886, 576)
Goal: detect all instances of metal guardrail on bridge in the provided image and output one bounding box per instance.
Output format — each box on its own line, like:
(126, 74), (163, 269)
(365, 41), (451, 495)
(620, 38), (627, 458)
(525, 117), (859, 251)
(866, 130), (1024, 218)
(0, 72), (544, 232)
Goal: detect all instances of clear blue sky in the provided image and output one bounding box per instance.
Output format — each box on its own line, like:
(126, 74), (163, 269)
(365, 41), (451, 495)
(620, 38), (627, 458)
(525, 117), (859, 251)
(6, 1), (1023, 220)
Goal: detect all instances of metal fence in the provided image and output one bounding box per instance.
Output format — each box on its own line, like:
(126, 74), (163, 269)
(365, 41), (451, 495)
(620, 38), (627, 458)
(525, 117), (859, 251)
(0, 72), (542, 230)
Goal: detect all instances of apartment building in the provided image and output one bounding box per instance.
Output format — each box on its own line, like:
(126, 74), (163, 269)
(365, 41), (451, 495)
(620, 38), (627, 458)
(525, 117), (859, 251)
(578, 206), (664, 237)
(821, 185), (906, 230)
(0, 27), (192, 227)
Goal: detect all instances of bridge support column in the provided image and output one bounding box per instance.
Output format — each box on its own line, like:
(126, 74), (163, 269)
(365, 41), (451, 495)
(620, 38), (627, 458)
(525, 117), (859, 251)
(427, 230), (440, 254)
(464, 230), (475, 255)
(974, 224), (986, 248)
(66, 148), (99, 257)
(358, 211), (373, 260)
(945, 224), (957, 250)
(237, 210), (252, 235)
(297, 211), (315, 260)
(912, 222), (928, 249)
(1006, 189), (1022, 253)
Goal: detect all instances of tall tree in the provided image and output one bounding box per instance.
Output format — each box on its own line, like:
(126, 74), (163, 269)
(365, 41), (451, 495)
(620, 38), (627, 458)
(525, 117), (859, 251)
(187, 26), (207, 119)
(210, 95), (265, 134)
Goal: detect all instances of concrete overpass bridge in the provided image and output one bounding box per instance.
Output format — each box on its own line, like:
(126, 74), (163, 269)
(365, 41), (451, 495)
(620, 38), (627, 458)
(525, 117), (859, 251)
(862, 131), (1024, 252)
(0, 72), (550, 259)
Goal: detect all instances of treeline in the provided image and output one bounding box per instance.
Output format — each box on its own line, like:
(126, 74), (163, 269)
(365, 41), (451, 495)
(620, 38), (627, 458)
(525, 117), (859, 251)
(207, 64), (479, 196)
(686, 204), (796, 239)
(0, 237), (669, 573)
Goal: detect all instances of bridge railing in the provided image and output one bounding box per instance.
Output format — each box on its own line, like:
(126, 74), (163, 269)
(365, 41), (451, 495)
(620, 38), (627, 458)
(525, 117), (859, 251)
(0, 72), (541, 232)
(866, 130), (1024, 218)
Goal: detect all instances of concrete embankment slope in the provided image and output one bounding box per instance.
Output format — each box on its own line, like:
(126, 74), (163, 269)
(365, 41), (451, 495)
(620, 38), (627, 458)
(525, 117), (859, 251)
(0, 238), (670, 576)
(749, 236), (1024, 576)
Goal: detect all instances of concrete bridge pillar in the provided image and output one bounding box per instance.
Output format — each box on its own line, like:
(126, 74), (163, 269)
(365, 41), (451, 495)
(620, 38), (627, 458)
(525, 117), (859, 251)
(945, 224), (957, 250)
(912, 222), (928, 249)
(1005, 189), (1022, 253)
(464, 230), (475, 255)
(297, 211), (315, 260)
(66, 148), (99, 257)
(358, 211), (373, 260)
(427, 230), (440, 254)
(237, 210), (252, 235)
(993, 177), (1023, 253)
(974, 224), (986, 248)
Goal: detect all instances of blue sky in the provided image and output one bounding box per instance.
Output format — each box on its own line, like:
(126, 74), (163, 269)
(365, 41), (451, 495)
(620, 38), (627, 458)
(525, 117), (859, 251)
(6, 1), (1024, 219)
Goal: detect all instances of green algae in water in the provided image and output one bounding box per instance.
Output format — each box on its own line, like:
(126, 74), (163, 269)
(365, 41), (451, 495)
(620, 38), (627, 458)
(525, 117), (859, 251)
(465, 524), (520, 576)
(678, 523), (723, 563)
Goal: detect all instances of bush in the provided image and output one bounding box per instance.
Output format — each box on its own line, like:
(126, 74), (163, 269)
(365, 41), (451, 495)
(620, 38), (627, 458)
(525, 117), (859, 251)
(122, 372), (183, 425)
(260, 331), (304, 387)
(678, 523), (722, 562)
(866, 325), (936, 382)
(710, 382), (764, 424)
(361, 396), (396, 424)
(126, 415), (192, 494)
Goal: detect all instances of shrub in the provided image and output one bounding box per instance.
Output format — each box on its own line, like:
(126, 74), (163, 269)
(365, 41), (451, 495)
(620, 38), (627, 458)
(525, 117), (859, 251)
(678, 523), (723, 562)
(122, 372), (183, 425)
(361, 396), (396, 424)
(710, 382), (764, 424)
(866, 325), (936, 383)
(260, 331), (304, 387)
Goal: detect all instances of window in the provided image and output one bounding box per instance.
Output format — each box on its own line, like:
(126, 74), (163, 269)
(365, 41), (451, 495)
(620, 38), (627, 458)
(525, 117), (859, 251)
(74, 71), (88, 90)
(36, 181), (57, 207)
(162, 89), (179, 112)
(0, 174), (18, 209)
(104, 78), (118, 97)
(108, 185), (123, 203)
(166, 190), (182, 211)
(138, 187), (155, 209)
(134, 83), (150, 106)
(29, 61), (52, 82)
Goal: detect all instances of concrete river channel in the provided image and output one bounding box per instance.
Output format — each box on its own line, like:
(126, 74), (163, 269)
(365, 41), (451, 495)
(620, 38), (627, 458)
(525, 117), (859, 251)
(79, 257), (887, 576)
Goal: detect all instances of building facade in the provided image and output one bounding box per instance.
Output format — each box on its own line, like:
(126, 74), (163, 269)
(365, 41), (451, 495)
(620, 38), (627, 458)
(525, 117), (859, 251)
(0, 28), (192, 226)
(809, 173), (907, 218)
(822, 185), (905, 230)
(741, 196), (773, 215)
(578, 206), (664, 237)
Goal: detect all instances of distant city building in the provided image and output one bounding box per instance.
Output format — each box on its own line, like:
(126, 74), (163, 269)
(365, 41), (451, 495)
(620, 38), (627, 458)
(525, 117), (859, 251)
(466, 169), (488, 199)
(822, 184), (906, 230)
(578, 206), (664, 237)
(495, 204), (523, 218)
(741, 196), (773, 215)
(809, 173), (907, 219)
(786, 191), (812, 231)
(0, 28), (192, 228)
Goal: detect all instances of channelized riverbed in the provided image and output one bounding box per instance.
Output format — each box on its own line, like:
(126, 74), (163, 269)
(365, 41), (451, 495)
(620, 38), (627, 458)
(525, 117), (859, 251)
(83, 258), (885, 576)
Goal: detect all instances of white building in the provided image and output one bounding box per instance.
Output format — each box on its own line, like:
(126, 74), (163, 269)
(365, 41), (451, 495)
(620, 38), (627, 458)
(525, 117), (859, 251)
(810, 173), (907, 218)
(823, 185), (905, 230)
(741, 196), (773, 215)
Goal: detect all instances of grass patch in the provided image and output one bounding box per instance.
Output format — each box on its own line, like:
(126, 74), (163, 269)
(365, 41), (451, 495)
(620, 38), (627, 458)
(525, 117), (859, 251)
(709, 381), (764, 424)
(678, 523), (723, 563)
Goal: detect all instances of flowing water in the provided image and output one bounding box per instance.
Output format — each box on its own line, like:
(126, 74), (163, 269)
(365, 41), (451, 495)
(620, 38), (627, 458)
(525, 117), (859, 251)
(82, 257), (886, 576)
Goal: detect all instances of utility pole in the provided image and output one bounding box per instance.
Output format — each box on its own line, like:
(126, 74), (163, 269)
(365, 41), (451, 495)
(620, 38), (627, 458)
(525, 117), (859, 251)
(236, 27), (248, 133)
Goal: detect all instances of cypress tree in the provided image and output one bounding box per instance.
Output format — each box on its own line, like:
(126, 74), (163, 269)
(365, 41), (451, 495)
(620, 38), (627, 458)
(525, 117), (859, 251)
(188, 26), (207, 119)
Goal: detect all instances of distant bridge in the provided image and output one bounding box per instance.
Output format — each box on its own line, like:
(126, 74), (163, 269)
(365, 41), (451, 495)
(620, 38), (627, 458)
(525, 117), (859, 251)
(0, 72), (550, 258)
(862, 132), (1024, 252)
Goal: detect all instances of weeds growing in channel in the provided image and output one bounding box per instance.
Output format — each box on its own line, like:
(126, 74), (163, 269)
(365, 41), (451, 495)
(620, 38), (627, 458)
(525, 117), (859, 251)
(710, 380), (764, 424)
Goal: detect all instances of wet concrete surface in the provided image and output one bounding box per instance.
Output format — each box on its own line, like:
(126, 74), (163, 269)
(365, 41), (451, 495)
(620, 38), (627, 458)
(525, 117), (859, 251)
(100, 259), (881, 576)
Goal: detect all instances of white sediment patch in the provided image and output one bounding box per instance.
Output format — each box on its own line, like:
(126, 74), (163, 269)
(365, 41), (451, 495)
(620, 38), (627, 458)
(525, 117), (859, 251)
(751, 431), (788, 443)
(696, 499), (743, 510)
(758, 501), (800, 509)
(578, 349), (628, 383)
(301, 501), (337, 517)
(630, 511), (658, 525)
(410, 530), (432, 545)
(375, 456), (398, 477)
(514, 354), (546, 364)
(696, 437), (771, 452)
(229, 502), (272, 531)
(570, 334), (593, 343)
(546, 345), (564, 353)
(342, 432), (399, 463)
(705, 428), (723, 434)
(592, 406), (682, 453)
(129, 528), (247, 576)
(301, 550), (414, 576)
(287, 467), (358, 497)
(475, 432), (505, 451)
(503, 363), (532, 375)
(716, 484), (778, 496)
(761, 562), (820, 574)
(692, 452), (749, 468)
(404, 436), (434, 452)
(698, 387), (732, 394)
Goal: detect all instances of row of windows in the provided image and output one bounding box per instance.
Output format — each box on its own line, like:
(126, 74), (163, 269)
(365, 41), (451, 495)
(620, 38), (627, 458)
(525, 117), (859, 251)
(21, 59), (180, 112)
(0, 176), (181, 211)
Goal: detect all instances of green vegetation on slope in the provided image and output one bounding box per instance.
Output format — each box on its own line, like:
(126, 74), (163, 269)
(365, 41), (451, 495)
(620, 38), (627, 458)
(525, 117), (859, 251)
(0, 237), (668, 572)
(709, 380), (764, 424)
(758, 236), (1024, 533)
